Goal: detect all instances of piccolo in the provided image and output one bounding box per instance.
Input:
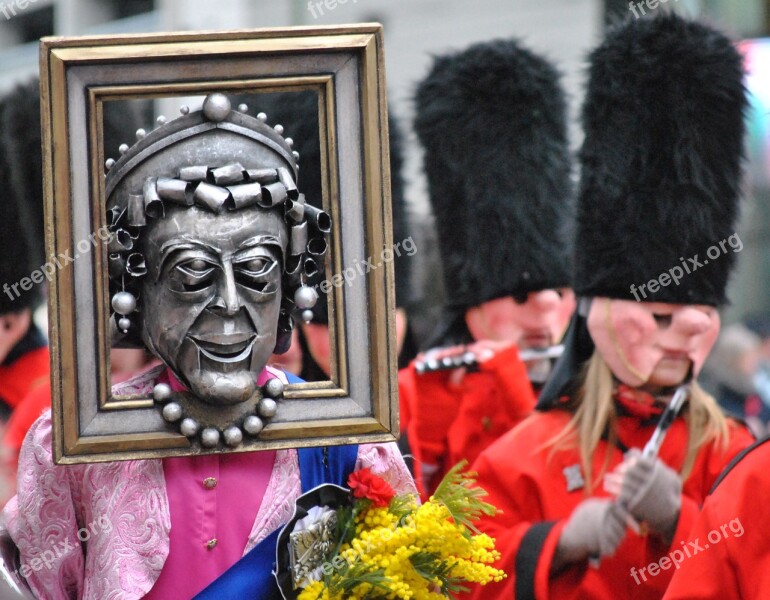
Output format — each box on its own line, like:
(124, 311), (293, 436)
(414, 344), (564, 375)
(642, 383), (689, 460)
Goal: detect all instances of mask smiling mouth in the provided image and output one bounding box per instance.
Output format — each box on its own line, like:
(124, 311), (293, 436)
(190, 333), (257, 363)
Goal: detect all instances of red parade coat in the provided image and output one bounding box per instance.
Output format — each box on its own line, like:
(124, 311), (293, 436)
(663, 437), (770, 599)
(466, 408), (754, 600)
(399, 345), (536, 498)
(0, 345), (48, 413)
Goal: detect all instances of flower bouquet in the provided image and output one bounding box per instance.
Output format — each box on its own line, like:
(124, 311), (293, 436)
(274, 462), (506, 599)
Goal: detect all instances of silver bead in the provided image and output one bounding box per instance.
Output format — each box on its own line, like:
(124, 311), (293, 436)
(201, 427), (220, 448)
(258, 398), (278, 418)
(180, 105), (190, 115)
(257, 112), (267, 122)
(292, 151), (300, 161)
(156, 115), (167, 126)
(302, 309), (314, 323)
(105, 158), (115, 170)
(284, 137), (294, 148)
(111, 291), (137, 315)
(263, 377), (285, 399)
(238, 103), (248, 113)
(118, 143), (129, 154)
(118, 317), (131, 332)
(223, 426), (243, 447)
(294, 285), (318, 309)
(136, 128), (146, 140)
(202, 93), (231, 123)
(274, 124), (284, 135)
(243, 415), (264, 436)
(180, 417), (199, 437)
(152, 383), (173, 403)
(162, 402), (182, 423)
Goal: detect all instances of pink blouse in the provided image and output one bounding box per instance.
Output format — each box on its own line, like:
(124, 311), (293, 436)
(144, 368), (279, 599)
(2, 366), (416, 600)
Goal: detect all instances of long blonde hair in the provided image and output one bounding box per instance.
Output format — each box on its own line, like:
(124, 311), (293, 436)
(546, 350), (729, 492)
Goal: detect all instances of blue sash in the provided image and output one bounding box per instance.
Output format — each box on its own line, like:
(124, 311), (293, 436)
(194, 372), (359, 599)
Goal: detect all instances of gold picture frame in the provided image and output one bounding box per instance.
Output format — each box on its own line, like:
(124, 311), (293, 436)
(41, 24), (398, 464)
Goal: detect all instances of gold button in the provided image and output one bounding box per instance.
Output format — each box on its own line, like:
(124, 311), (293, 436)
(203, 477), (217, 489)
(206, 538), (218, 550)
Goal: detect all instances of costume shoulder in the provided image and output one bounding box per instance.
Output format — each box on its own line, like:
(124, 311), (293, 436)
(709, 435), (770, 495)
(478, 409), (571, 469)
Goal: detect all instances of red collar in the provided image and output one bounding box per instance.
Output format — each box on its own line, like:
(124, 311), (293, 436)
(614, 384), (667, 420)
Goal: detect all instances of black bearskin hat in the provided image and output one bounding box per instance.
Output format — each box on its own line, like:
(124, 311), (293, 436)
(0, 78), (146, 315)
(414, 39), (573, 310)
(574, 14), (748, 306)
(0, 88), (41, 314)
(245, 90), (413, 325)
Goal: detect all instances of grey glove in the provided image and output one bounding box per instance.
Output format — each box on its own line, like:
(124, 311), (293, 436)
(619, 450), (681, 540)
(556, 498), (627, 566)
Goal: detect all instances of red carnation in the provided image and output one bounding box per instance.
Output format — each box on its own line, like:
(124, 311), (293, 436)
(347, 468), (396, 507)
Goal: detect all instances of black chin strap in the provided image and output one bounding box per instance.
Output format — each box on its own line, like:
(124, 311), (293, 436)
(537, 298), (595, 410)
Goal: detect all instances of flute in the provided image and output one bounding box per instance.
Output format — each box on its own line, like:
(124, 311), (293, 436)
(414, 344), (564, 374)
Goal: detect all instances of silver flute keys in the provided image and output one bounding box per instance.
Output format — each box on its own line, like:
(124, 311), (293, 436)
(414, 344), (565, 375)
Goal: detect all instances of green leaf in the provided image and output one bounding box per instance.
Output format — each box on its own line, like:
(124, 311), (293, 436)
(432, 461), (498, 536)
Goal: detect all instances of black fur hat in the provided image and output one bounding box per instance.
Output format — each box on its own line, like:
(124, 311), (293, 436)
(575, 14), (748, 306)
(414, 39), (573, 310)
(246, 90), (413, 324)
(0, 89), (41, 314)
(0, 78), (146, 315)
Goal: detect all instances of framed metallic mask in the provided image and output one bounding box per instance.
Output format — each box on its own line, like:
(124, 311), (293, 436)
(41, 25), (398, 463)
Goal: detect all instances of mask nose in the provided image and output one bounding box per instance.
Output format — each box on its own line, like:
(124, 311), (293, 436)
(527, 289), (561, 311)
(671, 307), (712, 337)
(208, 263), (240, 316)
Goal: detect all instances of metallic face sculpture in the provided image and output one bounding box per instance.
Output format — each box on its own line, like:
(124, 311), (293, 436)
(104, 93), (329, 446)
(587, 297), (720, 389)
(141, 206), (288, 404)
(464, 288), (576, 349)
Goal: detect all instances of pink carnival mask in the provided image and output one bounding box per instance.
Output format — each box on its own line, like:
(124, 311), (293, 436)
(465, 289), (576, 350)
(586, 298), (720, 388)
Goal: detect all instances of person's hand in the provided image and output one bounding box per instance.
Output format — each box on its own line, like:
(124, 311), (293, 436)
(555, 498), (628, 568)
(618, 449), (681, 541)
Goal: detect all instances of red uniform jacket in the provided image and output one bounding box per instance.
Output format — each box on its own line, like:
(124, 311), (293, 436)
(467, 409), (754, 600)
(0, 345), (48, 412)
(399, 345), (536, 497)
(664, 437), (770, 599)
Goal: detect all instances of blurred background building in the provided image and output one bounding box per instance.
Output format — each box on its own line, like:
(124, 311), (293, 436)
(0, 0), (767, 337)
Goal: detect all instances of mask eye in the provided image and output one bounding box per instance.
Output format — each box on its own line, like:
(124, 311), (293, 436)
(175, 259), (216, 292)
(653, 313), (673, 329)
(234, 257), (279, 294)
